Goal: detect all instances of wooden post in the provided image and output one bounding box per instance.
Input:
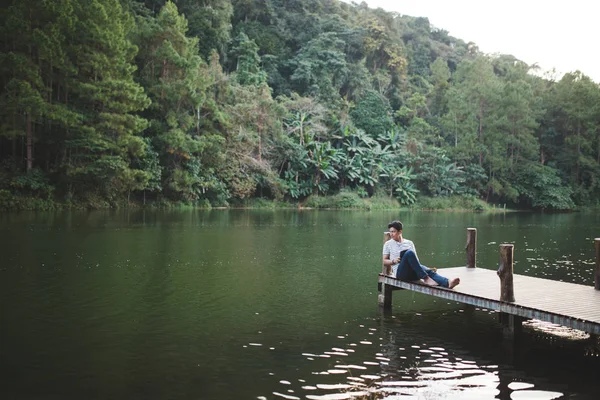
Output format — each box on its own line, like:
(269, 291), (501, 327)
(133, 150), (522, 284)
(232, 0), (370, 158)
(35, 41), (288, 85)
(466, 228), (477, 268)
(499, 313), (524, 340)
(382, 232), (391, 275)
(378, 284), (392, 310)
(379, 232), (393, 309)
(497, 244), (515, 302)
(595, 238), (600, 290)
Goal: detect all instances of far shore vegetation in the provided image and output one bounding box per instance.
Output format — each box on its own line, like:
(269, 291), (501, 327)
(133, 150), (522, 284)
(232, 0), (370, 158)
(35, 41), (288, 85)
(1, 1), (599, 213)
(0, 190), (548, 212)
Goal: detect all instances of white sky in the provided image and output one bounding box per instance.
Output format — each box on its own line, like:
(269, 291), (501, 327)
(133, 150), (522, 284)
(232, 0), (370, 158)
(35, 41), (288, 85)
(344, 0), (599, 83)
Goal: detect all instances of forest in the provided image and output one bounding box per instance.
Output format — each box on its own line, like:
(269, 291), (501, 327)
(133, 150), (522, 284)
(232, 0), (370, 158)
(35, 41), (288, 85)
(1, 0), (599, 210)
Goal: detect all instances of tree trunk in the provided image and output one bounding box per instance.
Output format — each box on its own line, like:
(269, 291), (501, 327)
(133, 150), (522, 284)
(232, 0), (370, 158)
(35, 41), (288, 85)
(478, 100), (484, 166)
(257, 127), (262, 163)
(540, 149), (545, 165)
(576, 122), (581, 184)
(12, 136), (17, 171)
(454, 113), (458, 147)
(26, 113), (33, 171)
(196, 105), (200, 136)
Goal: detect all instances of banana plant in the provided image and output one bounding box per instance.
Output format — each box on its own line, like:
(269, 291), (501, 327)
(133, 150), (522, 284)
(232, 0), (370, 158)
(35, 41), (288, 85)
(380, 164), (418, 205)
(394, 180), (419, 205)
(376, 127), (407, 152)
(307, 140), (339, 194)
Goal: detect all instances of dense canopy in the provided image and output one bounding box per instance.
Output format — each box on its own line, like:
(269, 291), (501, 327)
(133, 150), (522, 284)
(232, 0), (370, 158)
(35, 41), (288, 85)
(1, 0), (599, 210)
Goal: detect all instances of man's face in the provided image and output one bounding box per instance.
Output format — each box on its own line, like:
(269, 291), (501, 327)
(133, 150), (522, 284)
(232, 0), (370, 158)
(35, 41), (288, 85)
(389, 227), (401, 241)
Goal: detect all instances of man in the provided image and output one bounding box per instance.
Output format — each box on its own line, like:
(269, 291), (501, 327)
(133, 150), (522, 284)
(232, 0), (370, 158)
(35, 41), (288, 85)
(382, 220), (460, 289)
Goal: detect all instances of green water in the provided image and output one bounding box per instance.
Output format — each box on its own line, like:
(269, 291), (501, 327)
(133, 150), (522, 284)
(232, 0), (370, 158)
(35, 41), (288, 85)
(1, 210), (599, 399)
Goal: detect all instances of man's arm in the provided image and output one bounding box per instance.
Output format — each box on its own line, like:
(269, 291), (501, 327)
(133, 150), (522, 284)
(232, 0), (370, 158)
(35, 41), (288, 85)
(382, 242), (399, 268)
(383, 253), (400, 267)
(382, 254), (393, 268)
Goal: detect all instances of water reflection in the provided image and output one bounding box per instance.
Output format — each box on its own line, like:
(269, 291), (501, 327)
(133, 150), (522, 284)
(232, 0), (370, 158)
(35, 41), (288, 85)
(1, 210), (599, 399)
(250, 307), (598, 400)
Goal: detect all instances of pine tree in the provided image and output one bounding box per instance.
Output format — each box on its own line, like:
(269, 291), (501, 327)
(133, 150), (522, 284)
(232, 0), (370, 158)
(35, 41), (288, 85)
(62, 0), (150, 201)
(135, 1), (223, 201)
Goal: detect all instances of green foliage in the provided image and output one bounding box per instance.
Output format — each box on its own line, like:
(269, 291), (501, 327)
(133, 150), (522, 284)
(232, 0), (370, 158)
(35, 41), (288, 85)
(415, 195), (489, 211)
(133, 138), (162, 193)
(224, 81), (284, 202)
(301, 189), (405, 210)
(393, 174), (419, 206)
(134, 1), (224, 203)
(175, 0), (233, 60)
(0, 190), (58, 211)
(290, 32), (349, 104)
(350, 90), (394, 137)
(337, 127), (383, 190)
(429, 57), (450, 115)
(9, 169), (54, 198)
(411, 147), (465, 196)
(230, 32), (267, 86)
(546, 72), (600, 203)
(461, 164), (487, 196)
(303, 190), (370, 209)
(0, 0), (598, 211)
(513, 164), (575, 210)
(366, 191), (404, 210)
(55, 0), (151, 200)
(230, 197), (293, 209)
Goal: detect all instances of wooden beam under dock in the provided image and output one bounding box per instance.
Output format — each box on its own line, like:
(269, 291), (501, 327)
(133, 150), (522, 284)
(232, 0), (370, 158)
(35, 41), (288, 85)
(378, 267), (600, 335)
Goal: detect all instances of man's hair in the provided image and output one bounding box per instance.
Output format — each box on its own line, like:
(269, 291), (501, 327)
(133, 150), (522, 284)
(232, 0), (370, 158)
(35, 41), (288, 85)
(388, 220), (403, 231)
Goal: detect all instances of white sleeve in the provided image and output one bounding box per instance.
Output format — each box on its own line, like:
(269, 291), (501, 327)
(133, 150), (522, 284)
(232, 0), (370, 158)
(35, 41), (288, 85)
(383, 241), (390, 256)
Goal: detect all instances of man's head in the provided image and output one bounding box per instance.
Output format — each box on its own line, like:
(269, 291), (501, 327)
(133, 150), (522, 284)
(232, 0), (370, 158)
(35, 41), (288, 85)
(388, 220), (403, 241)
(388, 220), (403, 232)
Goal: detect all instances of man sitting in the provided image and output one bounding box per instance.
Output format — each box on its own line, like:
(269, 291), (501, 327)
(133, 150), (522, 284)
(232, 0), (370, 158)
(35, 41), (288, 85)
(382, 220), (460, 289)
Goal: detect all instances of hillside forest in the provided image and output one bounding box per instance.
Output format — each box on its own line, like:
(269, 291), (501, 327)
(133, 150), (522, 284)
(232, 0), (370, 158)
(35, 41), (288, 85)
(1, 0), (599, 210)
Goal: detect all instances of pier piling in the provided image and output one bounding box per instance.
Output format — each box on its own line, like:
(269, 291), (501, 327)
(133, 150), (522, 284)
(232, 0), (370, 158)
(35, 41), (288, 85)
(498, 244), (515, 302)
(466, 228), (477, 268)
(595, 238), (600, 290)
(379, 232), (393, 309)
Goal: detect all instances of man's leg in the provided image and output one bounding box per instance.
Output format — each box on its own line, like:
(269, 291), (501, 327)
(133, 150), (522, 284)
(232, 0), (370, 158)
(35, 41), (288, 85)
(396, 250), (428, 281)
(424, 268), (449, 288)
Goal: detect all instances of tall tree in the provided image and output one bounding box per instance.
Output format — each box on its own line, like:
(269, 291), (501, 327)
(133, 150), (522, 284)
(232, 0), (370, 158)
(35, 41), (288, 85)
(428, 57), (450, 116)
(289, 32), (349, 105)
(229, 32), (267, 86)
(135, 1), (225, 201)
(176, 0), (233, 60)
(549, 71), (600, 203)
(0, 0), (78, 173)
(350, 90), (394, 138)
(62, 0), (150, 201)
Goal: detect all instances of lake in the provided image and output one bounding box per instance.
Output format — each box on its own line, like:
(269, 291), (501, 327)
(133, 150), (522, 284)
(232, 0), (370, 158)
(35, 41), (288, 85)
(1, 210), (599, 399)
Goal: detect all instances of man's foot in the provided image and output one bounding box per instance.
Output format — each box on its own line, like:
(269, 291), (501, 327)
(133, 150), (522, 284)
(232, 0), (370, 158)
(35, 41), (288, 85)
(448, 277), (460, 289)
(423, 276), (438, 286)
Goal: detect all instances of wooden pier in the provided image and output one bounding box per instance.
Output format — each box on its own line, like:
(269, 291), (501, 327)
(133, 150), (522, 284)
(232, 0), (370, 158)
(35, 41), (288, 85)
(378, 229), (600, 336)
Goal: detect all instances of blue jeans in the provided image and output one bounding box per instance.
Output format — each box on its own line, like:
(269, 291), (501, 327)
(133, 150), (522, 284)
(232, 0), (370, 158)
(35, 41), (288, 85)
(396, 250), (449, 288)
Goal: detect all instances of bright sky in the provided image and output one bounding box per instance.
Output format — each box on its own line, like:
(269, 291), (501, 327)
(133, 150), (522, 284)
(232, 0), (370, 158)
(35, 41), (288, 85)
(345, 0), (599, 83)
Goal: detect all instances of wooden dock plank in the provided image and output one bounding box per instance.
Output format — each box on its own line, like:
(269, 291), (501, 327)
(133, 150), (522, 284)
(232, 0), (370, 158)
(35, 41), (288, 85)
(378, 266), (600, 335)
